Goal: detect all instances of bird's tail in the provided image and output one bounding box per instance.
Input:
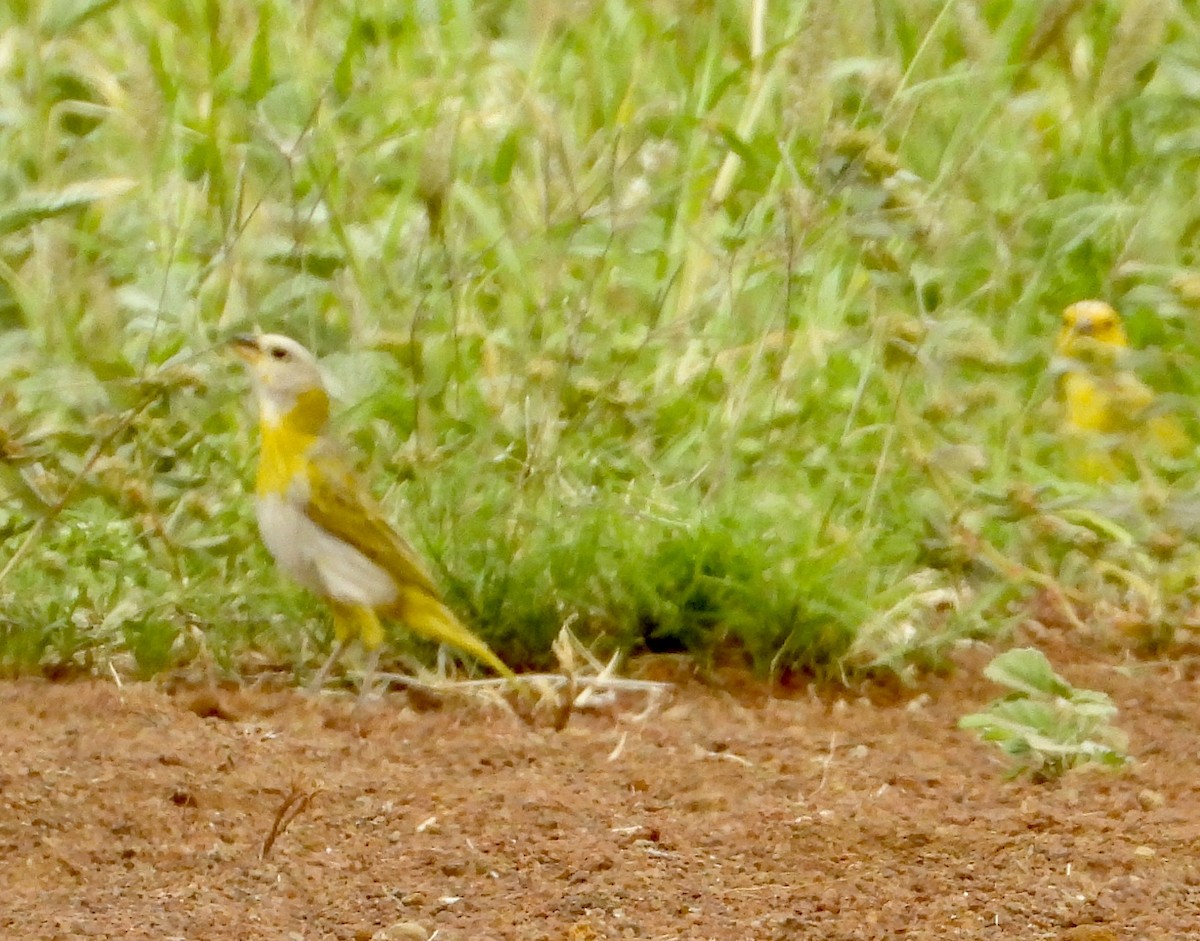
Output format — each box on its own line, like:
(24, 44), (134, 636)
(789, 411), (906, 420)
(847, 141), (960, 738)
(394, 591), (514, 678)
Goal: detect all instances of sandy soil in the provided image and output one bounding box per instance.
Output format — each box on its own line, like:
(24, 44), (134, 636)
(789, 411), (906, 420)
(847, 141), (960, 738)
(2, 640), (1198, 941)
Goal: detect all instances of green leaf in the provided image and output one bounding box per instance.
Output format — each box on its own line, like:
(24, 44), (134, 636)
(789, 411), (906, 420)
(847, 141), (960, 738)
(0, 179), (136, 238)
(982, 647), (1075, 699)
(963, 648), (1130, 780)
(40, 0), (120, 36)
(245, 5), (273, 103)
(714, 124), (757, 166)
(333, 16), (364, 99)
(493, 130), (520, 186)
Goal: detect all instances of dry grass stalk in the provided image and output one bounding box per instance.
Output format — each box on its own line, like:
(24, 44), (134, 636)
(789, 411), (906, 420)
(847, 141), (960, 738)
(377, 624), (673, 728)
(260, 784), (320, 861)
(1096, 0), (1168, 103)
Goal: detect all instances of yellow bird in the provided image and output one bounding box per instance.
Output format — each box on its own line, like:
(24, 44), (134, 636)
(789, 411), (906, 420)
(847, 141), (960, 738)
(1056, 300), (1187, 480)
(230, 332), (512, 694)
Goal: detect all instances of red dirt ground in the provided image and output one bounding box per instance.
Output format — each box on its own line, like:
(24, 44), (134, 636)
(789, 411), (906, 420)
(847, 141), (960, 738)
(1, 639), (1198, 941)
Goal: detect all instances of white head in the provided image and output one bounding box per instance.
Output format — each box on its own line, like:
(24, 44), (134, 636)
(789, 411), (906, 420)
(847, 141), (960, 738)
(229, 332), (329, 426)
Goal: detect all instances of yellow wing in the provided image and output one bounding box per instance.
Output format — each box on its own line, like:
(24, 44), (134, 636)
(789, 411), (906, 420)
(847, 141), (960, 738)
(304, 443), (442, 598)
(1148, 413), (1189, 457)
(303, 443), (512, 676)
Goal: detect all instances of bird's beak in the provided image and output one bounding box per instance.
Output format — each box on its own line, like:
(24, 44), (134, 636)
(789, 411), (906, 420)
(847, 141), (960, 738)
(228, 334), (262, 362)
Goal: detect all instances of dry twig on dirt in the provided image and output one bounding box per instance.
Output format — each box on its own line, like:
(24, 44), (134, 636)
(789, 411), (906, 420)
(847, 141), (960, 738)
(260, 783), (321, 861)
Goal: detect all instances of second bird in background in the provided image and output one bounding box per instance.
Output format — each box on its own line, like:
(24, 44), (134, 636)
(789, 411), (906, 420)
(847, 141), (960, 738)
(1055, 300), (1188, 482)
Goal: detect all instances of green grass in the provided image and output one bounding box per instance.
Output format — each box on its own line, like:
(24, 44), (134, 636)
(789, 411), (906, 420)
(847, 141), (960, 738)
(3, 0), (1200, 682)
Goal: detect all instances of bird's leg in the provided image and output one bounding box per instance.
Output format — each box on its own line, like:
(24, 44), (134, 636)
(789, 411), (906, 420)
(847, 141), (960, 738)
(309, 637), (350, 695)
(358, 646), (383, 704)
(353, 606), (386, 703)
(309, 603), (361, 695)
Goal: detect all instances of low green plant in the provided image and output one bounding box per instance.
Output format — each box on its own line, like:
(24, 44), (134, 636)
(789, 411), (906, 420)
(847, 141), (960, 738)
(959, 647), (1129, 781)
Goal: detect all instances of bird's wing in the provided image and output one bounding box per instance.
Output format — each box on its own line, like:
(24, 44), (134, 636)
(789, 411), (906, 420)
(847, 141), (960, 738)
(1109, 371), (1155, 413)
(302, 441), (512, 676)
(302, 442), (443, 599)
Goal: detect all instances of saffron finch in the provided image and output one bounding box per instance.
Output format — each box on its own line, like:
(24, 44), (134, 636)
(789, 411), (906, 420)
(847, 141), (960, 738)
(230, 332), (512, 694)
(1056, 300), (1187, 480)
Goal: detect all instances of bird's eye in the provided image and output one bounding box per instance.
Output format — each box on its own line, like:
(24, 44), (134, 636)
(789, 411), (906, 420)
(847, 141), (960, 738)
(270, 347), (289, 360)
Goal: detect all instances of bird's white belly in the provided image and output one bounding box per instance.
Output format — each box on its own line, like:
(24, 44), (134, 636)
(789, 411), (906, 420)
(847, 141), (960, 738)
(255, 493), (398, 608)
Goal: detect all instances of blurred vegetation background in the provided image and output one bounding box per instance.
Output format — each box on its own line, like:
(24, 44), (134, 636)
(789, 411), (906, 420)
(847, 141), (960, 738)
(2, 0), (1200, 684)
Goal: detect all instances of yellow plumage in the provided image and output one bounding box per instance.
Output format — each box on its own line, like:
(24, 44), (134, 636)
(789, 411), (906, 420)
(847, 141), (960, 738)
(1056, 300), (1187, 481)
(231, 333), (511, 693)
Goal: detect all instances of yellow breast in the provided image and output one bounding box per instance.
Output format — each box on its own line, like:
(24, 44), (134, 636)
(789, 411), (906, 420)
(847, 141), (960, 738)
(1061, 372), (1114, 434)
(255, 388), (330, 497)
(257, 422), (315, 497)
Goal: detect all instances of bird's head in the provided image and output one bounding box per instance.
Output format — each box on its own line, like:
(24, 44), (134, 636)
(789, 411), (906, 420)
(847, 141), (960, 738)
(1057, 300), (1129, 357)
(229, 332), (329, 430)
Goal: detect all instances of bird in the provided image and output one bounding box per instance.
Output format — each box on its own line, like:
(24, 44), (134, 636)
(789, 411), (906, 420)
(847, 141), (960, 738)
(229, 332), (512, 695)
(1055, 300), (1187, 480)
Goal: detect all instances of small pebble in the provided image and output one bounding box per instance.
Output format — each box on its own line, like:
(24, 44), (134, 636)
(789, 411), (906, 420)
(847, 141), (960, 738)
(371, 921), (428, 941)
(1060, 927), (1117, 941)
